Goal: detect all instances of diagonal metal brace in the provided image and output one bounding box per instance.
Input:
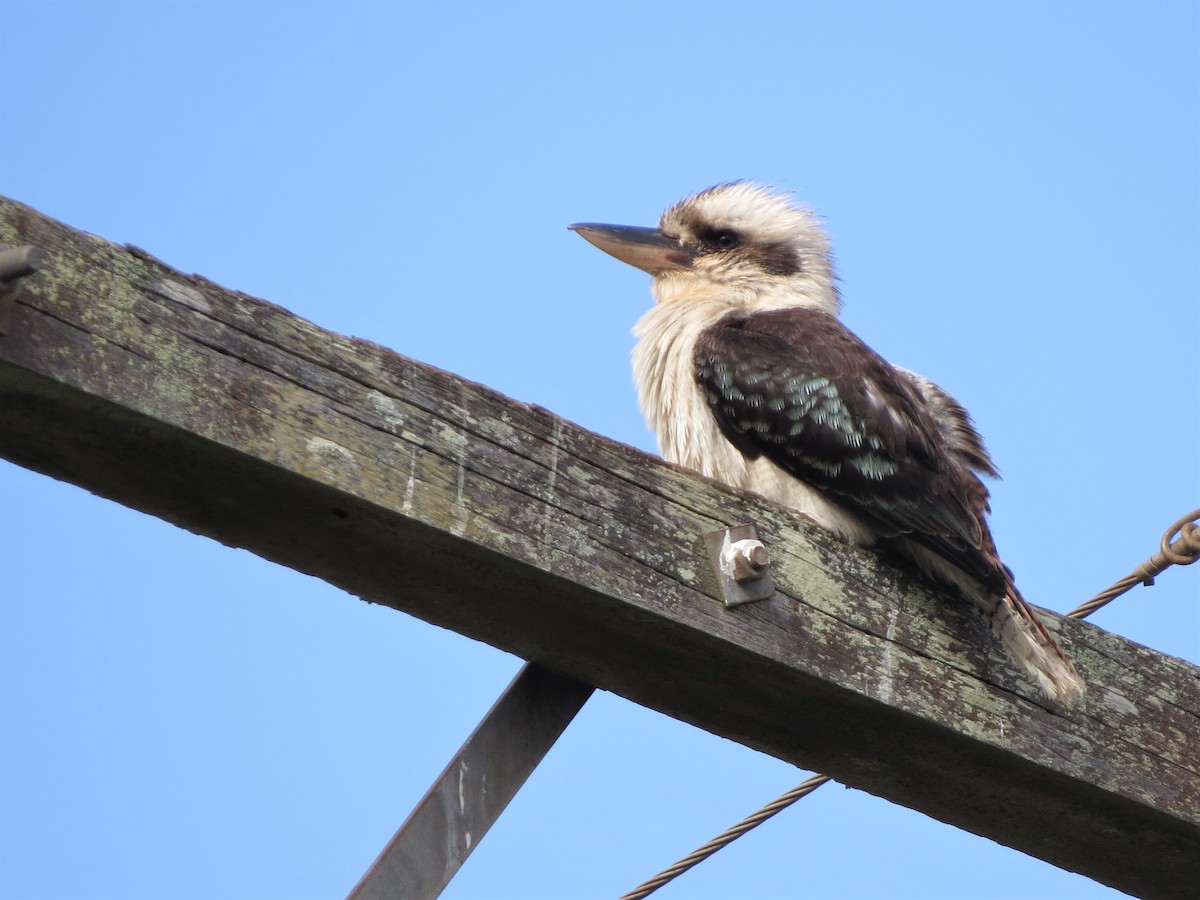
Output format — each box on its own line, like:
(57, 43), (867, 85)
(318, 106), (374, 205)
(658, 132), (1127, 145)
(0, 244), (45, 335)
(348, 662), (594, 900)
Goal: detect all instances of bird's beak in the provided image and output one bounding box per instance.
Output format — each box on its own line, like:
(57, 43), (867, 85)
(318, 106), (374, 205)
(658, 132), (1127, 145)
(568, 223), (695, 274)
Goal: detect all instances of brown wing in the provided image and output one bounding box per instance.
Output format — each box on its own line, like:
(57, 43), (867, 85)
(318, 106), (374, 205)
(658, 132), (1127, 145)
(695, 307), (1006, 593)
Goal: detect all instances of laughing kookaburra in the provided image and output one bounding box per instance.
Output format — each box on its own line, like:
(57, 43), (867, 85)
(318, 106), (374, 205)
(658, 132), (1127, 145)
(570, 182), (1084, 702)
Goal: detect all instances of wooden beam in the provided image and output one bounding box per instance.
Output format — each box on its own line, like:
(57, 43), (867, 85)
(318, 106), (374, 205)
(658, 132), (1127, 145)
(0, 196), (1196, 898)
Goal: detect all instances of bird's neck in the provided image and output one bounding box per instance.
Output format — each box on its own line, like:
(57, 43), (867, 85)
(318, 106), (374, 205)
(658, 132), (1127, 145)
(650, 275), (839, 315)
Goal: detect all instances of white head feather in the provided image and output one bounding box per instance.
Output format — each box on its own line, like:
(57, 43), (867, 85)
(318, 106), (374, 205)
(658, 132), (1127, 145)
(652, 182), (840, 315)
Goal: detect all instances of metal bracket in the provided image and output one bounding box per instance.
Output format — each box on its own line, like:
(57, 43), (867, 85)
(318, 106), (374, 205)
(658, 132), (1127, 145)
(0, 244), (45, 335)
(703, 522), (775, 607)
(348, 662), (594, 900)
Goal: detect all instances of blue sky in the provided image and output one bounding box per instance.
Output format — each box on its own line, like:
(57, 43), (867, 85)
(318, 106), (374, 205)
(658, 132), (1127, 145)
(2, 2), (1197, 898)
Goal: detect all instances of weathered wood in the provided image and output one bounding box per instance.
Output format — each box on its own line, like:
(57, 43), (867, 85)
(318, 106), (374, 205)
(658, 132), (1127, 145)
(0, 196), (1196, 898)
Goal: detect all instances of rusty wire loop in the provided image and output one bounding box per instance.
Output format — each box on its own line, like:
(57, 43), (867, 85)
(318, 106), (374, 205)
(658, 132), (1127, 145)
(617, 774), (832, 900)
(620, 508), (1199, 899)
(1067, 508), (1200, 619)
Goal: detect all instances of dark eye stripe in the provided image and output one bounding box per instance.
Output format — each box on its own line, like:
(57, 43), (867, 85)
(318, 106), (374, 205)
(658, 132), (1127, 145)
(751, 243), (802, 276)
(696, 227), (741, 251)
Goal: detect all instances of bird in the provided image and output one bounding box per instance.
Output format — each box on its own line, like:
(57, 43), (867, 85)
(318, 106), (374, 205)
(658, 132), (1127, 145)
(569, 182), (1084, 703)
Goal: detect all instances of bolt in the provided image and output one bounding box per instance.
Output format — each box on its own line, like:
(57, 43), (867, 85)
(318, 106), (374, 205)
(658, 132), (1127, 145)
(721, 538), (769, 582)
(0, 246), (43, 282)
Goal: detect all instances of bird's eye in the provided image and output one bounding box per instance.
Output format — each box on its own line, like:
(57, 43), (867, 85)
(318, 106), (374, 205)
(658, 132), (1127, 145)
(701, 228), (741, 251)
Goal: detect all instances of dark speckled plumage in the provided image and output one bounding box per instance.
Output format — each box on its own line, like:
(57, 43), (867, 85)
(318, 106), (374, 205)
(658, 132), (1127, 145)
(695, 307), (1008, 596)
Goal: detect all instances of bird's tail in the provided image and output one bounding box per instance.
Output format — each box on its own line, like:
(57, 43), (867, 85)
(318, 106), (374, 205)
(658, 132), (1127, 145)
(982, 591), (1085, 703)
(892, 539), (1085, 702)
